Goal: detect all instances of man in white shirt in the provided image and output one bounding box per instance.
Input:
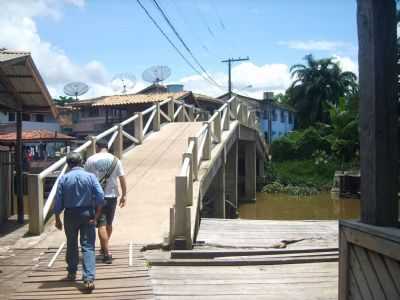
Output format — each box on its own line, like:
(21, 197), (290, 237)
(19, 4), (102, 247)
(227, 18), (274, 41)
(85, 139), (127, 264)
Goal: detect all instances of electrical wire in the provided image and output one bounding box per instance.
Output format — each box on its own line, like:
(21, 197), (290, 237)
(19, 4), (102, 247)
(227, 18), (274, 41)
(136, 0), (223, 90)
(151, 0), (222, 88)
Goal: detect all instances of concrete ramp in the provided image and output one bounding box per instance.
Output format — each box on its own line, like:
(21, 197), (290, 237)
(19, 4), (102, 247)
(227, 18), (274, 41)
(111, 122), (203, 245)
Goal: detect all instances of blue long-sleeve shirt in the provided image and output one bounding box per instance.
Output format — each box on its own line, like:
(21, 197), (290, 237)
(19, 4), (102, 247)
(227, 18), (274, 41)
(54, 167), (105, 215)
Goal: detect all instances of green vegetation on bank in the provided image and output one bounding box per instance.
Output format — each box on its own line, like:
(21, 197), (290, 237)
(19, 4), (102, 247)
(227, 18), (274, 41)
(263, 54), (359, 196)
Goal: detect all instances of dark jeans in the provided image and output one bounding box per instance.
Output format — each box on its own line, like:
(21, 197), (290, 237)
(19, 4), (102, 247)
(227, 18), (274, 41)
(64, 208), (96, 281)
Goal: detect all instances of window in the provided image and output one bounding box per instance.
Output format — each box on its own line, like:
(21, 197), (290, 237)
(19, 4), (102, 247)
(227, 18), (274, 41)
(8, 112), (15, 122)
(289, 112), (293, 124)
(22, 113), (30, 121)
(280, 111), (285, 123)
(35, 114), (44, 122)
(263, 110), (268, 119)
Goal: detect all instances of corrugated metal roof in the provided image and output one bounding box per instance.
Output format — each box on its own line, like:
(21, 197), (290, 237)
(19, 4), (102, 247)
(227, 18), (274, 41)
(0, 129), (74, 142)
(92, 91), (190, 107)
(0, 50), (30, 62)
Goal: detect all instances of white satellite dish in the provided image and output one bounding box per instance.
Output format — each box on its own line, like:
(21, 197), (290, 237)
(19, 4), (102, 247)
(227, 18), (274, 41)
(112, 73), (136, 94)
(63, 82), (89, 100)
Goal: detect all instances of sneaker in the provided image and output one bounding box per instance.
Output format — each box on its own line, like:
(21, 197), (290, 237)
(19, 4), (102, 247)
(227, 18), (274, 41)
(102, 254), (112, 264)
(67, 272), (76, 281)
(84, 280), (95, 292)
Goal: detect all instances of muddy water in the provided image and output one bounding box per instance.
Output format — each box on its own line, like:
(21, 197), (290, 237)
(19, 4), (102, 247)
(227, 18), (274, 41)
(239, 192), (360, 220)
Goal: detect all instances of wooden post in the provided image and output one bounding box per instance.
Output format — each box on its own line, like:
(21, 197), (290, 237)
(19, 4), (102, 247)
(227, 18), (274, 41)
(231, 98), (238, 120)
(214, 112), (222, 143)
(178, 105), (185, 122)
(223, 106), (230, 131)
(203, 122), (212, 160)
(168, 99), (174, 122)
(16, 110), (24, 224)
(357, 0), (398, 226)
(188, 106), (194, 121)
(114, 125), (123, 159)
(153, 103), (161, 131)
(189, 137), (198, 180)
(174, 175), (188, 249)
(134, 112), (144, 144)
(242, 105), (249, 126)
(183, 154), (193, 206)
(88, 136), (97, 157)
(28, 174), (44, 235)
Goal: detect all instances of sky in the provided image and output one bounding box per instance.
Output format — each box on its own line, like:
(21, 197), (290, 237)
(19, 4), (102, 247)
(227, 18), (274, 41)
(0, 0), (359, 99)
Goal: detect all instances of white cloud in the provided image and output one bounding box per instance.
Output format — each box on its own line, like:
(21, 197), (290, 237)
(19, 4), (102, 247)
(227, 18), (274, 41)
(0, 0), (116, 99)
(333, 55), (358, 75)
(278, 40), (349, 51)
(180, 62), (292, 98)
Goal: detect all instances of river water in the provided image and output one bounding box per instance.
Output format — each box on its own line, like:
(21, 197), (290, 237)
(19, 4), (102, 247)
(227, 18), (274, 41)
(239, 192), (360, 220)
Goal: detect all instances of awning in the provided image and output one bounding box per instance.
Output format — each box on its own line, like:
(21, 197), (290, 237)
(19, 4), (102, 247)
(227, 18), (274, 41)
(0, 129), (75, 145)
(0, 50), (58, 116)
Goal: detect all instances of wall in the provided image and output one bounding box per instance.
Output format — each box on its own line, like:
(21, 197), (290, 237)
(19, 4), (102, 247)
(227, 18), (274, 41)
(259, 107), (295, 141)
(0, 151), (11, 224)
(22, 121), (60, 132)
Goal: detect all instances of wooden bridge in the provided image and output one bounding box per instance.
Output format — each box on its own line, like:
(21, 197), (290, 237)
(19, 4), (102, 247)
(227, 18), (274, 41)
(27, 96), (268, 249)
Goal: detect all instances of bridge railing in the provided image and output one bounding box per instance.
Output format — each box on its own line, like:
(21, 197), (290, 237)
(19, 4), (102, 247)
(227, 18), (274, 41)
(171, 96), (262, 249)
(28, 97), (206, 234)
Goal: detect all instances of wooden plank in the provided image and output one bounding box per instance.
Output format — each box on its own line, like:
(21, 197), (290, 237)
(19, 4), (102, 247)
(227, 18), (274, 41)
(349, 246), (373, 300)
(357, 0), (398, 225)
(348, 268), (362, 300)
(171, 247), (338, 259)
(368, 250), (399, 299)
(339, 229), (349, 300)
(384, 256), (400, 295)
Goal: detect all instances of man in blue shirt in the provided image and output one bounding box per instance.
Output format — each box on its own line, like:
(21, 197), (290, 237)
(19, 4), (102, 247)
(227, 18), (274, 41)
(54, 152), (104, 291)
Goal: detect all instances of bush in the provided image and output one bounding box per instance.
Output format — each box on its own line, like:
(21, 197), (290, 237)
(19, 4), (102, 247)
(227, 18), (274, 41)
(271, 127), (330, 161)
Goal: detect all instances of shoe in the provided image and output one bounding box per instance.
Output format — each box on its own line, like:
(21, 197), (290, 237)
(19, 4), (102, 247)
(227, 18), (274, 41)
(67, 272), (76, 281)
(102, 254), (112, 264)
(84, 280), (95, 292)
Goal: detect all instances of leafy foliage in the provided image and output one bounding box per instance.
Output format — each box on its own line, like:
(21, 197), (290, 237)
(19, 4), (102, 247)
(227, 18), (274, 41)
(287, 54), (357, 128)
(53, 96), (76, 106)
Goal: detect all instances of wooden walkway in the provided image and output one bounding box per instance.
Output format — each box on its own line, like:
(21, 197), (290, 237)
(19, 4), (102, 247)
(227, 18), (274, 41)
(113, 122), (202, 245)
(147, 219), (339, 300)
(11, 244), (154, 300)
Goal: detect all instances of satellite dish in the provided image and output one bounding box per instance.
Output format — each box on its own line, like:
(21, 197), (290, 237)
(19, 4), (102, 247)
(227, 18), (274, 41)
(112, 73), (136, 94)
(142, 65), (171, 85)
(63, 82), (89, 100)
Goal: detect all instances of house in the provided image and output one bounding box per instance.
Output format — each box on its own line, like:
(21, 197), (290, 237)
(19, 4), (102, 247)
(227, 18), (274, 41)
(67, 86), (223, 138)
(218, 92), (295, 142)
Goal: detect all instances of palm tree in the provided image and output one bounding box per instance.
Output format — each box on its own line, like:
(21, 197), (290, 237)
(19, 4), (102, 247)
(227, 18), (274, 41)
(288, 54), (357, 128)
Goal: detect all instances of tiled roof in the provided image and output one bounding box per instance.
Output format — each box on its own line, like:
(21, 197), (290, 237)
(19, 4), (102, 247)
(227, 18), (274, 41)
(92, 91), (190, 107)
(0, 129), (75, 142)
(0, 50), (30, 62)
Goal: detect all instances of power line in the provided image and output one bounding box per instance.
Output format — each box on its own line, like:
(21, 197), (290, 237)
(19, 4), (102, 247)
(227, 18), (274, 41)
(151, 0), (222, 89)
(136, 0), (219, 88)
(221, 57), (250, 97)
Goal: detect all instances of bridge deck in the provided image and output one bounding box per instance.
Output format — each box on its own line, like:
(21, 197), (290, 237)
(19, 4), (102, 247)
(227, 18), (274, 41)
(112, 122), (203, 245)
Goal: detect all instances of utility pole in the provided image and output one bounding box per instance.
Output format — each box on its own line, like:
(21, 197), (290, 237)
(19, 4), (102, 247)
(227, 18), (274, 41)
(221, 57), (249, 98)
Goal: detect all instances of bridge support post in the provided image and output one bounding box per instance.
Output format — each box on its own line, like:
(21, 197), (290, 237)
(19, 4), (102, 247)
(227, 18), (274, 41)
(244, 141), (256, 202)
(223, 106), (230, 130)
(28, 174), (44, 235)
(242, 105), (249, 126)
(225, 141), (238, 213)
(230, 99), (238, 120)
(214, 162), (226, 219)
(114, 125), (123, 159)
(134, 112), (144, 144)
(153, 103), (161, 132)
(168, 99), (174, 122)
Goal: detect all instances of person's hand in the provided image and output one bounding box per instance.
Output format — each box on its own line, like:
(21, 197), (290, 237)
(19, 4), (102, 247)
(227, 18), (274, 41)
(55, 219), (63, 231)
(119, 195), (127, 208)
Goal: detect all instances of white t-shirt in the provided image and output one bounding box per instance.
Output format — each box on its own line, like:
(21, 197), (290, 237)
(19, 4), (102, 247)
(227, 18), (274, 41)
(85, 152), (125, 198)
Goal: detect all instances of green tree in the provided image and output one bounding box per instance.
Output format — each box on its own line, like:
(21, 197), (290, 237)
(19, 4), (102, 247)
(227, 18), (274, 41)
(53, 96), (76, 106)
(288, 54), (357, 128)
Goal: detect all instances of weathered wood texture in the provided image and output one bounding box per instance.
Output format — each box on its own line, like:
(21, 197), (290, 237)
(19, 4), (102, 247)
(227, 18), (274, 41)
(11, 244), (154, 299)
(339, 221), (400, 300)
(146, 219), (339, 299)
(357, 0), (399, 225)
(196, 218), (338, 249)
